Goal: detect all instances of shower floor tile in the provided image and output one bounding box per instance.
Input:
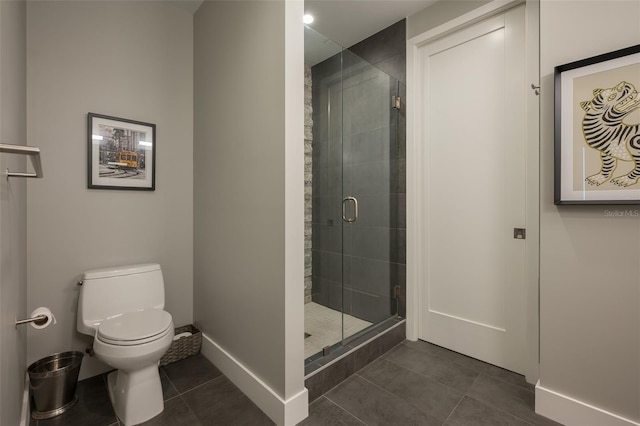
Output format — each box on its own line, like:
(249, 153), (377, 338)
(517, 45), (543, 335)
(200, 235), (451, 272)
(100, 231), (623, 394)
(305, 302), (371, 358)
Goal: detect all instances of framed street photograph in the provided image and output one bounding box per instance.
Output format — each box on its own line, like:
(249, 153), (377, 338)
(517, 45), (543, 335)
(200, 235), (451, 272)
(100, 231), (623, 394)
(88, 113), (156, 190)
(555, 44), (640, 204)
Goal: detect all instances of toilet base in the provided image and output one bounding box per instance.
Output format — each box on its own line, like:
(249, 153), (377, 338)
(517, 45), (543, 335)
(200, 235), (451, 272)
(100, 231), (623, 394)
(107, 365), (164, 425)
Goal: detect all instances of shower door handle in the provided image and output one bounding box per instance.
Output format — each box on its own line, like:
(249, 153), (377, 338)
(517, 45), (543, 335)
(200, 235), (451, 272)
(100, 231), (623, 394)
(342, 196), (358, 223)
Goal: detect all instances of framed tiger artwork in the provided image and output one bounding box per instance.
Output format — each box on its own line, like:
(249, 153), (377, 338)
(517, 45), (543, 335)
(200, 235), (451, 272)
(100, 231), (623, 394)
(555, 44), (640, 204)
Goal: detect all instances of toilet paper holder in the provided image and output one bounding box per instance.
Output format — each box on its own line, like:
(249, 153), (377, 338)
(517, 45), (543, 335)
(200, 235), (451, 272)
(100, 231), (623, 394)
(15, 314), (48, 328)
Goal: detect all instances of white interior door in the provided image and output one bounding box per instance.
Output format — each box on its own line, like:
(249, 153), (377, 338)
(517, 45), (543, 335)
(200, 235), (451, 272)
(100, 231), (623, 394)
(417, 6), (526, 374)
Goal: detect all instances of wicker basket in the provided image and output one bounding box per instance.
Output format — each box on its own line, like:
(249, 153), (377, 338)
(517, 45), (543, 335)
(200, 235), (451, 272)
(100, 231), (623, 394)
(159, 324), (202, 366)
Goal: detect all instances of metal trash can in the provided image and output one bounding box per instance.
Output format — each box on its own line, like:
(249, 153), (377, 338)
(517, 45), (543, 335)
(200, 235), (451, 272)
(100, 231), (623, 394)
(28, 351), (83, 419)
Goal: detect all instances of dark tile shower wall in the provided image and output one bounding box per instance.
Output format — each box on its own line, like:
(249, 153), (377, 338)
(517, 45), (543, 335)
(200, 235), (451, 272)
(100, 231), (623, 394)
(311, 20), (407, 322)
(348, 19), (407, 84)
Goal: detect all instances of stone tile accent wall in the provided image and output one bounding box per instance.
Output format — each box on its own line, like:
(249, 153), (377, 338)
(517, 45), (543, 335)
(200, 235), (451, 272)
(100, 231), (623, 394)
(304, 64), (313, 303)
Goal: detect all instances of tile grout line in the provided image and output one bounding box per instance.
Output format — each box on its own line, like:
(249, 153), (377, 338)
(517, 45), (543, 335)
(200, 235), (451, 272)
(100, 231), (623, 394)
(398, 342), (487, 376)
(380, 349), (475, 396)
(356, 370), (419, 399)
(440, 395), (465, 426)
(324, 369), (463, 425)
(322, 394), (368, 425)
(404, 341), (535, 392)
(356, 366), (468, 406)
(358, 354), (539, 426)
(356, 369), (466, 417)
(463, 373), (540, 426)
(175, 393), (203, 426)
(396, 341), (535, 394)
(461, 395), (538, 426)
(175, 373), (225, 397)
(161, 362), (222, 425)
(159, 367), (180, 399)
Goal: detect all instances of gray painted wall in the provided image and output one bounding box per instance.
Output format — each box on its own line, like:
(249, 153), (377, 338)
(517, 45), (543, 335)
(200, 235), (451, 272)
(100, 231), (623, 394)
(194, 0), (305, 400)
(0, 0), (28, 423)
(26, 1), (194, 379)
(539, 1), (640, 421)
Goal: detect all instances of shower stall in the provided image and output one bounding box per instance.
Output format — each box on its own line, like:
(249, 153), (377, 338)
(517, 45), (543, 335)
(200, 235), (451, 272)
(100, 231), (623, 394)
(304, 25), (406, 364)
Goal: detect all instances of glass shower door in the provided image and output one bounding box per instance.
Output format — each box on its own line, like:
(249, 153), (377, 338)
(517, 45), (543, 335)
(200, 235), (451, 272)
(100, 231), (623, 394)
(340, 49), (401, 343)
(306, 25), (403, 360)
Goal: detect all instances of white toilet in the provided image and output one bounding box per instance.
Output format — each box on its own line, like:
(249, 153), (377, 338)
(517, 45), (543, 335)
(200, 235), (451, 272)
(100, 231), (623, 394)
(77, 263), (174, 425)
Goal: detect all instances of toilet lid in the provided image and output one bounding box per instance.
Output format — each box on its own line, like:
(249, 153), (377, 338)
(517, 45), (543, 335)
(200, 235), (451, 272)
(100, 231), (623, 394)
(97, 310), (172, 345)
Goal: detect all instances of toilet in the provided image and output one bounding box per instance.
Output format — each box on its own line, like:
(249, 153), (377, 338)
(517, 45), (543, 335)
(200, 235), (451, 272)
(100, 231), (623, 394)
(77, 263), (174, 425)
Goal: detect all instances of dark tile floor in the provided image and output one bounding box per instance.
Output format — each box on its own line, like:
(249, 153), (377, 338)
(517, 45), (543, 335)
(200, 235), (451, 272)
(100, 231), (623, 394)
(31, 353), (273, 426)
(31, 342), (563, 426)
(301, 340), (562, 426)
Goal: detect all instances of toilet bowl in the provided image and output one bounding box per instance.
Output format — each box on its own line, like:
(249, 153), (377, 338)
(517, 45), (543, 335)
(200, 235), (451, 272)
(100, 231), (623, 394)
(95, 309), (174, 425)
(77, 264), (174, 425)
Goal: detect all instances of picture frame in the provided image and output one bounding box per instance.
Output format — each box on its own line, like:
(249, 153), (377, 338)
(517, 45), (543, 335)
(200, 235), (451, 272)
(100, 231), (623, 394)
(88, 113), (156, 191)
(554, 44), (640, 204)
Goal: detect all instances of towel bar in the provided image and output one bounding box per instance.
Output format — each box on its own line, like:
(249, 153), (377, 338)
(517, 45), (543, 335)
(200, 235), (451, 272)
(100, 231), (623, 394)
(0, 143), (43, 178)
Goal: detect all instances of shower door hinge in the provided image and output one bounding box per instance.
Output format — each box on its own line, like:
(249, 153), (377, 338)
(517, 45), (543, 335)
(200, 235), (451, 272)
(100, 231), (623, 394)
(393, 285), (401, 299)
(392, 96), (401, 110)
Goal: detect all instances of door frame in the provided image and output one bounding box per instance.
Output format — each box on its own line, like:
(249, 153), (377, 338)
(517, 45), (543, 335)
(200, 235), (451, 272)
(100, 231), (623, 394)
(406, 0), (540, 384)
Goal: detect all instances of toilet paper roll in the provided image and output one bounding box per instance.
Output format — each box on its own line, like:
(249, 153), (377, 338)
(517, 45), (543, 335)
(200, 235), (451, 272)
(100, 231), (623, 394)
(30, 307), (56, 330)
(173, 332), (192, 341)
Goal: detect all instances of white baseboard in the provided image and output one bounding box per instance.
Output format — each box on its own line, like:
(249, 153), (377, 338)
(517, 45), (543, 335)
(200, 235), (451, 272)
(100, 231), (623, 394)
(200, 333), (308, 426)
(536, 381), (640, 426)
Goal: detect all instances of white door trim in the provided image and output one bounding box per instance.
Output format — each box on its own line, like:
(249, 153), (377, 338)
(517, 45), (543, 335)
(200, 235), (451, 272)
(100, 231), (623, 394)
(406, 0), (540, 383)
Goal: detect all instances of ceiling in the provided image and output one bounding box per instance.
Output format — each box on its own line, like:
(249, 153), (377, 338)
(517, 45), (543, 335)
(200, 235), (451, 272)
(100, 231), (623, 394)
(174, 0), (438, 60)
(303, 0), (438, 66)
(304, 0), (438, 48)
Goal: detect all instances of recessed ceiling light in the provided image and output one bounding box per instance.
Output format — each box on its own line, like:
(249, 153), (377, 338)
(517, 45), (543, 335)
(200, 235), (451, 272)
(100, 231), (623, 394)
(303, 14), (314, 24)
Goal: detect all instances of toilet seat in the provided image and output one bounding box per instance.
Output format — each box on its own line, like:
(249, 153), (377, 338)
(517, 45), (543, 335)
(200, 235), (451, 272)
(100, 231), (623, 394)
(97, 310), (172, 346)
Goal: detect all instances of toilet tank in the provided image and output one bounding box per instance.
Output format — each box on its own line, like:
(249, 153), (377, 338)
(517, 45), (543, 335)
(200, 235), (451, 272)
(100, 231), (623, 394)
(77, 263), (165, 336)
